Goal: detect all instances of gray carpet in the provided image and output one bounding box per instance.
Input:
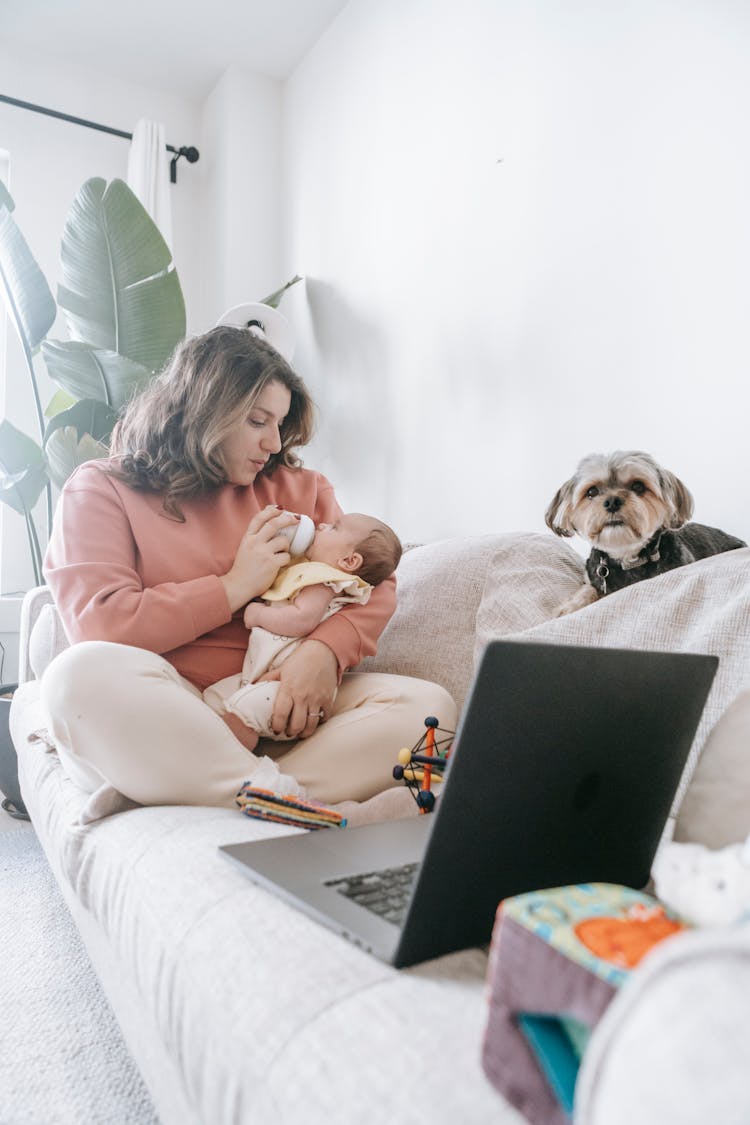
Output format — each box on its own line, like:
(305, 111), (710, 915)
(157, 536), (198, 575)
(0, 820), (160, 1125)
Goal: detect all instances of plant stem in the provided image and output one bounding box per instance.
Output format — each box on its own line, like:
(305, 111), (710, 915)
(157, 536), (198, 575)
(0, 268), (54, 538)
(24, 508), (43, 587)
(42, 479), (52, 540)
(23, 348), (54, 537)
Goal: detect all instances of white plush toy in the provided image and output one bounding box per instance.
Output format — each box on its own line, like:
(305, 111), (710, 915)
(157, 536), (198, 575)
(652, 834), (750, 927)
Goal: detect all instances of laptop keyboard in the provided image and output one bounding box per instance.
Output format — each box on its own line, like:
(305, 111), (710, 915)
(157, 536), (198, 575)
(325, 862), (419, 925)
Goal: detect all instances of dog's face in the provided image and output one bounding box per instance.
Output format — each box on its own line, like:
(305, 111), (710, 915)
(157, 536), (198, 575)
(545, 451), (694, 559)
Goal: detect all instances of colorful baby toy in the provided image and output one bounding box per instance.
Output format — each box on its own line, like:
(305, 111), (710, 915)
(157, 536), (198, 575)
(392, 716), (454, 813)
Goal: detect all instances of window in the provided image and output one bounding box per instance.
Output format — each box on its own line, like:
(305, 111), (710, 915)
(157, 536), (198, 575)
(0, 148), (28, 598)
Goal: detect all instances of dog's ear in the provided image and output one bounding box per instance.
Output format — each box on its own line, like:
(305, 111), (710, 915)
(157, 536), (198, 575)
(659, 470), (694, 529)
(545, 480), (577, 537)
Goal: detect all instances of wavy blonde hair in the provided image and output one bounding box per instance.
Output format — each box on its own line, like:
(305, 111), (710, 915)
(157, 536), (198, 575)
(108, 326), (315, 518)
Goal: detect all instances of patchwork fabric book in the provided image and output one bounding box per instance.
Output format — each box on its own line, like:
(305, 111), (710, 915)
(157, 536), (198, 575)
(236, 785), (347, 829)
(482, 883), (688, 1124)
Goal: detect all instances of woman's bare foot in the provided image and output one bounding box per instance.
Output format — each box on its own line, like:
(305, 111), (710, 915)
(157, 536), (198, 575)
(332, 786), (423, 827)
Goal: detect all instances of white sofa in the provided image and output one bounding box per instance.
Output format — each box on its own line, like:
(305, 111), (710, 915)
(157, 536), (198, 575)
(10, 532), (750, 1124)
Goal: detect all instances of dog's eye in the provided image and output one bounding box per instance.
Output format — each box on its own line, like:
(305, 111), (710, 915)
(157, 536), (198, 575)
(585, 486), (599, 499)
(630, 480), (646, 495)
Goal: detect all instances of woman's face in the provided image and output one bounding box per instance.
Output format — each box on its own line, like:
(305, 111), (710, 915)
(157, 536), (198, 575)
(220, 380), (292, 486)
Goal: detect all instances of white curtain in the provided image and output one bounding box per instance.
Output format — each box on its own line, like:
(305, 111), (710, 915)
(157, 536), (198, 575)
(126, 119), (173, 251)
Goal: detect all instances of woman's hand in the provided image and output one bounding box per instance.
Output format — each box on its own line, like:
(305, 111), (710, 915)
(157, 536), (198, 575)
(220, 506), (298, 612)
(260, 639), (338, 739)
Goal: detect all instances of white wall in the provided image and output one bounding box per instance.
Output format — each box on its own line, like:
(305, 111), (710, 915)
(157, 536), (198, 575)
(282, 0), (750, 545)
(4, 1), (750, 588)
(0, 43), (204, 596)
(199, 65), (283, 328)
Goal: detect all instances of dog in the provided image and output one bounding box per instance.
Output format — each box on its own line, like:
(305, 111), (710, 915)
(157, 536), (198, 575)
(545, 450), (746, 616)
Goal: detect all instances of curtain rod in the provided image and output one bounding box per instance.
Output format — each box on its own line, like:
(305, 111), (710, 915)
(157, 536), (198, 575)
(0, 93), (199, 183)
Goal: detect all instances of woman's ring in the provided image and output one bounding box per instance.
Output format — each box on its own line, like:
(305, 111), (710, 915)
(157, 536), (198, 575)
(308, 709), (325, 719)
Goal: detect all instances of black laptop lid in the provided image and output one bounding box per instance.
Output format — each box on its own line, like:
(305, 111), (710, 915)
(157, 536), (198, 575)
(393, 640), (717, 967)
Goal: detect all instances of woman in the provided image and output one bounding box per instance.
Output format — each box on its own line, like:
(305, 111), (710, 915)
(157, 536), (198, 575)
(41, 326), (455, 819)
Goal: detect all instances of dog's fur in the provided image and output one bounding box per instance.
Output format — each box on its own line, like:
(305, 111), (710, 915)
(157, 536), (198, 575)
(545, 451), (746, 616)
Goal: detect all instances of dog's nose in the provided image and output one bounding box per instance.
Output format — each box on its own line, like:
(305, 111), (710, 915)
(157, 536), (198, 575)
(603, 495), (623, 512)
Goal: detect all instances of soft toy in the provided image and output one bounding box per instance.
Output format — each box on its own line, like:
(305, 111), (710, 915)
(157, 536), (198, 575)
(652, 834), (750, 927)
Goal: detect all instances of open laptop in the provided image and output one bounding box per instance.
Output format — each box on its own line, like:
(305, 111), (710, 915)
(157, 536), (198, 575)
(220, 640), (717, 967)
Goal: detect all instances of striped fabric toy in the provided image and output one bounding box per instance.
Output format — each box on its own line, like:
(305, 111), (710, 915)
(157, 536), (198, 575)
(236, 785), (347, 829)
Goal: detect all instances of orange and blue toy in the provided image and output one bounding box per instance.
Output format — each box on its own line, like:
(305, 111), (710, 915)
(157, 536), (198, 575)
(392, 716), (454, 813)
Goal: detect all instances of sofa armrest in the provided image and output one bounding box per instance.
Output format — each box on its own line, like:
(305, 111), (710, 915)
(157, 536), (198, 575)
(18, 586), (70, 684)
(574, 924), (750, 1124)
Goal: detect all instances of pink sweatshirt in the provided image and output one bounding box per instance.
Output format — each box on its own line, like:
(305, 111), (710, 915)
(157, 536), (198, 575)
(44, 460), (396, 691)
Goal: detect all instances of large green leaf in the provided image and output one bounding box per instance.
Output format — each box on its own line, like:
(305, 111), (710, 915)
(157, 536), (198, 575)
(0, 419), (49, 515)
(41, 339), (152, 409)
(44, 398), (118, 447)
(261, 274), (303, 309)
(44, 427), (108, 490)
(56, 177), (185, 373)
(45, 388), (77, 417)
(0, 180), (56, 354)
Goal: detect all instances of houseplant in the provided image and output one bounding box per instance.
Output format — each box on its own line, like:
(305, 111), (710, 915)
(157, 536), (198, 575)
(0, 176), (186, 585)
(0, 175), (187, 816)
(0, 175), (301, 584)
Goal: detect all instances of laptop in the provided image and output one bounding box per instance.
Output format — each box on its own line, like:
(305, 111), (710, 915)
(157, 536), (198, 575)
(220, 640), (717, 967)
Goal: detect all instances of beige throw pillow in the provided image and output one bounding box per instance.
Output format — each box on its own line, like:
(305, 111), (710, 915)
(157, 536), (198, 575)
(673, 688), (750, 848)
(499, 548), (750, 814)
(362, 532), (585, 711)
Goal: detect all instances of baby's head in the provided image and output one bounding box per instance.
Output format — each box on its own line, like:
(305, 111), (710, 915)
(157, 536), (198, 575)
(308, 513), (402, 585)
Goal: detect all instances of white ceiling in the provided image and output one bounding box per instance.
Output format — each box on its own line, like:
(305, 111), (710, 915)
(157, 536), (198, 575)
(1, 0), (349, 98)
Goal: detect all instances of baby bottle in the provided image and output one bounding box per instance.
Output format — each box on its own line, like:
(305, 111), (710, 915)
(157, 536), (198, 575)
(278, 512), (315, 556)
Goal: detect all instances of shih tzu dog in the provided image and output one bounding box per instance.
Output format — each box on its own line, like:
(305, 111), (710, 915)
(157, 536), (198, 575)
(545, 450), (746, 616)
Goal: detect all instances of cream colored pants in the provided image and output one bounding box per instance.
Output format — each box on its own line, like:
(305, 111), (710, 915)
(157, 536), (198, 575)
(203, 627), (329, 739)
(41, 641), (457, 809)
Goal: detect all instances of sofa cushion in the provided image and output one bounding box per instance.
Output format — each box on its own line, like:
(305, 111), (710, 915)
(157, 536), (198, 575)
(17, 585), (61, 685)
(362, 533), (586, 711)
(672, 687), (750, 848)
(574, 925), (750, 1125)
(29, 601), (70, 682)
(493, 547), (750, 812)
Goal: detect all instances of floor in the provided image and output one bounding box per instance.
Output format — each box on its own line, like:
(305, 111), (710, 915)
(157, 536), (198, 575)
(0, 799), (160, 1125)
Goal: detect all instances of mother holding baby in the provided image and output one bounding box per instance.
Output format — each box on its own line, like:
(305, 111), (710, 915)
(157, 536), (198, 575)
(41, 324), (455, 820)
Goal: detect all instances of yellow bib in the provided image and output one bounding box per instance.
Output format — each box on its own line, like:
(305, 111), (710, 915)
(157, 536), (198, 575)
(262, 559), (371, 605)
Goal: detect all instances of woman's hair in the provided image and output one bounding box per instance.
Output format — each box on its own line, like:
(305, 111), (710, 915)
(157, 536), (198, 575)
(355, 519), (403, 586)
(108, 326), (315, 518)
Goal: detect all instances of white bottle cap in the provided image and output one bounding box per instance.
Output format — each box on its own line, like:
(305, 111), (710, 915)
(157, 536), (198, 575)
(279, 512), (315, 556)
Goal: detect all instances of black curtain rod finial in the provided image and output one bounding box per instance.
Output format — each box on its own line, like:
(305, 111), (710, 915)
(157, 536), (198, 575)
(170, 145), (200, 184)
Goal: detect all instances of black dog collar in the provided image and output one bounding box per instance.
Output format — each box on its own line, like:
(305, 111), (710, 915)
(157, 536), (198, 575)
(591, 531), (664, 595)
(619, 531), (663, 571)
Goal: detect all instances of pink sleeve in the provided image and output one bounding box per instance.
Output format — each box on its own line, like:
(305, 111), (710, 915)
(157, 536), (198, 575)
(44, 471), (231, 652)
(309, 577), (397, 673)
(306, 480), (397, 672)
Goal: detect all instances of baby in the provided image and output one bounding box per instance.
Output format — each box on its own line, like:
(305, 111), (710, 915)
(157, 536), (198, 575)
(203, 512), (402, 750)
